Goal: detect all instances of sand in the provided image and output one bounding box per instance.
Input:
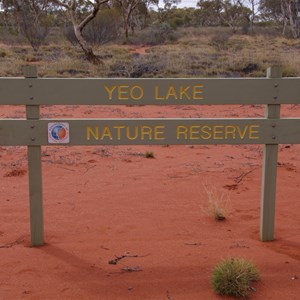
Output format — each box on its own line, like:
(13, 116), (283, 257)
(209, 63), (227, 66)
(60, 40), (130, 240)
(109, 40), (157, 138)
(1, 103), (300, 299)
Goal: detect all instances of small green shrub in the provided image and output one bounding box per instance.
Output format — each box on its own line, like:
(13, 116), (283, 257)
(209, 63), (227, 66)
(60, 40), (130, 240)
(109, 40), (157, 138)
(144, 151), (155, 158)
(127, 23), (176, 46)
(0, 51), (7, 58)
(168, 17), (184, 29)
(212, 258), (259, 298)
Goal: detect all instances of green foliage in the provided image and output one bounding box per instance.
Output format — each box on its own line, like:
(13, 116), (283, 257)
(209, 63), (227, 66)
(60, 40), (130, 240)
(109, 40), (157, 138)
(259, 0), (282, 22)
(127, 23), (177, 45)
(196, 0), (222, 26)
(212, 258), (259, 298)
(2, 0), (51, 51)
(83, 8), (122, 45)
(168, 16), (184, 29)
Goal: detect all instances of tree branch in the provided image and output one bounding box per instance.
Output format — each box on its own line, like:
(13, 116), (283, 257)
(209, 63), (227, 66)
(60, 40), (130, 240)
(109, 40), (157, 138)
(77, 0), (109, 31)
(50, 0), (69, 9)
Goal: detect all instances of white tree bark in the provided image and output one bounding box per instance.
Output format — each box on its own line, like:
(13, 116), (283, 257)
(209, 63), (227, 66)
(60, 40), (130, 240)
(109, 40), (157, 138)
(51, 0), (109, 62)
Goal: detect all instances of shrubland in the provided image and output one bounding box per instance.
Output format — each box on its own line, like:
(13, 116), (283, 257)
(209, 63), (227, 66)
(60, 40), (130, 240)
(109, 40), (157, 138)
(0, 25), (299, 78)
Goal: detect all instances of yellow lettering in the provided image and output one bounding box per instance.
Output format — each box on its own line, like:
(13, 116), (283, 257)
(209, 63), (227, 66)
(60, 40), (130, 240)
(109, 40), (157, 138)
(141, 126), (153, 140)
(100, 126), (113, 140)
(166, 85), (178, 100)
(213, 126), (224, 140)
(104, 85), (116, 100)
(190, 126), (201, 140)
(225, 126), (236, 139)
(155, 85), (164, 100)
(176, 126), (188, 140)
(236, 125), (249, 139)
(126, 126), (139, 140)
(86, 126), (99, 140)
(130, 85), (144, 101)
(200, 126), (212, 139)
(154, 126), (165, 140)
(118, 85), (129, 100)
(113, 126), (125, 140)
(249, 125), (260, 139)
(179, 85), (191, 100)
(193, 85), (204, 100)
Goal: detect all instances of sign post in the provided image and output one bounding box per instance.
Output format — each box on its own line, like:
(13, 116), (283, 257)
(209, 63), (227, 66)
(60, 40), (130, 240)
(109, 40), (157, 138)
(0, 67), (299, 245)
(260, 66), (282, 241)
(24, 66), (44, 246)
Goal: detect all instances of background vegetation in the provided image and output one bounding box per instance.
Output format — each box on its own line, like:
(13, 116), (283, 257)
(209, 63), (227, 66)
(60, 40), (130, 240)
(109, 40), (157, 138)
(0, 0), (299, 77)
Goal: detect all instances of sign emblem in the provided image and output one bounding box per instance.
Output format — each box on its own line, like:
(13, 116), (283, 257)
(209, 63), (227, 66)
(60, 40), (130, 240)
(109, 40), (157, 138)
(48, 122), (70, 144)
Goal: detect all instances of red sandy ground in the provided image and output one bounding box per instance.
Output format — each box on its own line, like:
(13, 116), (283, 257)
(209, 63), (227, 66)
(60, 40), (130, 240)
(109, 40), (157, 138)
(1, 104), (300, 300)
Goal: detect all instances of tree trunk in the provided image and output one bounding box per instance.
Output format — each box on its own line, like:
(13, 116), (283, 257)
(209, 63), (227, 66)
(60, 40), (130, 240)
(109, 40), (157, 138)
(54, 0), (110, 64)
(124, 20), (129, 38)
(251, 2), (255, 34)
(287, 3), (299, 38)
(74, 25), (100, 63)
(282, 17), (288, 36)
(143, 12), (147, 29)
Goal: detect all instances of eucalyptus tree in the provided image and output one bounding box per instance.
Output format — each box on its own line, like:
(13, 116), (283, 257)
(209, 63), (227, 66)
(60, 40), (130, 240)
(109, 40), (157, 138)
(0, 0), (51, 50)
(50, 0), (110, 63)
(196, 0), (250, 31)
(196, 0), (222, 26)
(220, 0), (251, 33)
(156, 0), (181, 23)
(238, 0), (260, 33)
(260, 0), (300, 38)
(281, 0), (300, 38)
(113, 0), (157, 38)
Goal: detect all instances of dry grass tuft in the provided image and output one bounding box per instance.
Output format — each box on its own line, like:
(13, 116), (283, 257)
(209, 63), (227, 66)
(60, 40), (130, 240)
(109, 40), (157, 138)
(203, 183), (230, 221)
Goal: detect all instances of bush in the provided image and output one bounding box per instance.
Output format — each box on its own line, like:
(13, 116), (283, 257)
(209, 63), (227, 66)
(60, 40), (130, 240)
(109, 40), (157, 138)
(130, 56), (163, 78)
(168, 17), (184, 29)
(127, 23), (177, 46)
(83, 9), (122, 45)
(18, 3), (50, 51)
(209, 32), (232, 51)
(63, 25), (78, 46)
(212, 258), (259, 298)
(64, 9), (122, 46)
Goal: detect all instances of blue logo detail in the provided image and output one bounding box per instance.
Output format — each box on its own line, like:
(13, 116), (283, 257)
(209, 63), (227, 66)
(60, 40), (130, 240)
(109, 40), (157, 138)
(50, 124), (67, 141)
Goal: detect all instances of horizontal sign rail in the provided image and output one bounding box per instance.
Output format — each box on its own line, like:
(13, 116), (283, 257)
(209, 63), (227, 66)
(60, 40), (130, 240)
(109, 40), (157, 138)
(1, 118), (300, 146)
(0, 77), (299, 105)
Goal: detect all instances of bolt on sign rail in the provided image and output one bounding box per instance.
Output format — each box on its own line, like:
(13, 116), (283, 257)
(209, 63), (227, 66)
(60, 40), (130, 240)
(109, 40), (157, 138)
(0, 66), (300, 246)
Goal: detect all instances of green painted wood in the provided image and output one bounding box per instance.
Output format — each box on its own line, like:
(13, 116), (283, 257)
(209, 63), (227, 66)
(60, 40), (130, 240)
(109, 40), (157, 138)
(2, 118), (300, 146)
(260, 66), (282, 242)
(0, 77), (300, 105)
(25, 66), (44, 247)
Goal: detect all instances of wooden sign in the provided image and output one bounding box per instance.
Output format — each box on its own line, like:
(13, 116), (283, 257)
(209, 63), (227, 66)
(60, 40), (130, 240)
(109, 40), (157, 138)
(0, 65), (299, 246)
(1, 118), (300, 146)
(0, 77), (300, 105)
